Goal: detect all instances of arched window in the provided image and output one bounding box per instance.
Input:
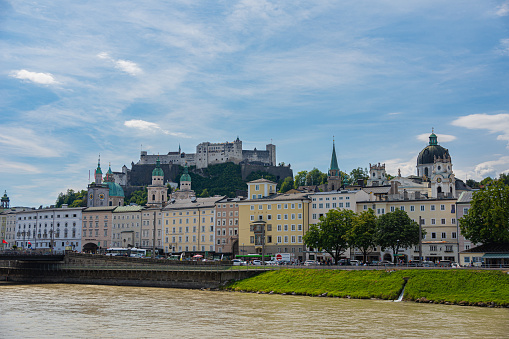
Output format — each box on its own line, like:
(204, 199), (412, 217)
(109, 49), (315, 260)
(424, 168), (429, 177)
(437, 186), (442, 194)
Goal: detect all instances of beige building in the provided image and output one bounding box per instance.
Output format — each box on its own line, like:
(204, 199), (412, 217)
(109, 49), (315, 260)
(162, 197), (220, 254)
(141, 207), (163, 253)
(82, 206), (115, 252)
(111, 205), (144, 248)
(238, 179), (311, 262)
(215, 197), (244, 255)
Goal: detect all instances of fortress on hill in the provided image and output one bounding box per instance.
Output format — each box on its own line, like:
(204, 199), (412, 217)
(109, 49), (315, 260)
(113, 138), (291, 192)
(137, 137), (276, 169)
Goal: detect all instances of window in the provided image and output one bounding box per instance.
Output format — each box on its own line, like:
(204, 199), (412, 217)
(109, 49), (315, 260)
(325, 203), (330, 208)
(441, 219), (446, 225)
(345, 202), (350, 208)
(277, 214), (281, 220)
(441, 232), (447, 239)
(420, 205), (425, 211)
(431, 232), (436, 239)
(312, 204), (317, 208)
(400, 206), (404, 211)
(390, 206), (395, 212)
(312, 214), (317, 219)
(431, 218), (436, 225)
(250, 215), (254, 221)
(463, 207), (469, 215)
(440, 204), (445, 211)
(430, 245), (437, 251)
(410, 205), (415, 212)
(258, 205), (263, 210)
(452, 218), (456, 224)
(431, 205), (435, 211)
(452, 232), (457, 239)
(277, 225), (282, 231)
(291, 224), (295, 231)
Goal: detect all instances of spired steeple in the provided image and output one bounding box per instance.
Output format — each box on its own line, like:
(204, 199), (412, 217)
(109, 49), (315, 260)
(104, 163), (114, 183)
(94, 156), (103, 184)
(327, 138), (342, 191)
(329, 139), (340, 177)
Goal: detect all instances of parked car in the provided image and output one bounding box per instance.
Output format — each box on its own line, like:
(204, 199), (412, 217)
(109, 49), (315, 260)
(252, 260), (262, 265)
(437, 260), (451, 267)
(350, 260), (360, 266)
(304, 260), (318, 266)
(232, 259), (245, 266)
(422, 261), (435, 267)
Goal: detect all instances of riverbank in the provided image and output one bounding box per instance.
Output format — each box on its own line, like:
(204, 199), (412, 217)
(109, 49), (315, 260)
(225, 269), (509, 307)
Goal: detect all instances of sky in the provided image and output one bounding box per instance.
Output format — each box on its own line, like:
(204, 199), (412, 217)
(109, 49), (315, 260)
(1, 0), (509, 207)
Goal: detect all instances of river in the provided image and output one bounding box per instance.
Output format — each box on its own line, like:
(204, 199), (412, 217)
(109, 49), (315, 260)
(1, 283), (507, 338)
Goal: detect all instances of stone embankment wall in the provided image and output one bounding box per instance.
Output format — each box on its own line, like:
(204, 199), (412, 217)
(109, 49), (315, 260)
(0, 253), (262, 289)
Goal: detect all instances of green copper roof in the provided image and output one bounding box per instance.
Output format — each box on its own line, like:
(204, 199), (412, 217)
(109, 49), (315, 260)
(429, 132), (438, 146)
(180, 165), (191, 182)
(106, 181), (125, 197)
(330, 140), (339, 171)
(1, 191), (8, 201)
(152, 157), (164, 177)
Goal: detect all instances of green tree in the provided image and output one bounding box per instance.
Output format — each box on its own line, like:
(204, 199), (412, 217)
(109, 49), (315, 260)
(349, 209), (377, 263)
(459, 180), (509, 244)
(126, 188), (147, 206)
(304, 209), (354, 264)
(294, 171), (308, 188)
(466, 179), (480, 189)
(340, 171), (351, 186)
(279, 177), (294, 193)
(199, 188), (210, 197)
(56, 189), (87, 207)
(306, 168), (327, 186)
(350, 167), (369, 186)
(375, 209), (421, 263)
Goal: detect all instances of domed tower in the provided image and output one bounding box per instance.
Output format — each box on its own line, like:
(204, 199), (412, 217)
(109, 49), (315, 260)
(147, 157), (168, 207)
(327, 139), (342, 191)
(1, 191), (10, 209)
(417, 130), (450, 180)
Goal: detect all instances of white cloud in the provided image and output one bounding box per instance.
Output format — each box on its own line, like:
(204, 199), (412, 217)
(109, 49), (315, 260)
(382, 157), (416, 177)
(97, 52), (142, 76)
(124, 119), (187, 137)
(10, 69), (57, 85)
(0, 159), (41, 174)
(497, 38), (509, 56)
(0, 127), (63, 157)
(456, 155), (509, 181)
(452, 113), (509, 148)
(417, 133), (456, 143)
(496, 3), (509, 16)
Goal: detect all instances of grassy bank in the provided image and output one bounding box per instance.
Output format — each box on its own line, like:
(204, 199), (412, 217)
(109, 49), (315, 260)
(225, 269), (509, 307)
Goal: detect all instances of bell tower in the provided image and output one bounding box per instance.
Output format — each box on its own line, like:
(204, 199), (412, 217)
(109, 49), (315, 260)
(327, 139), (342, 191)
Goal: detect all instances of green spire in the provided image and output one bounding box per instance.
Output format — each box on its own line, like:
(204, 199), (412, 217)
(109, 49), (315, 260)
(429, 128), (438, 146)
(96, 157), (102, 175)
(330, 140), (339, 171)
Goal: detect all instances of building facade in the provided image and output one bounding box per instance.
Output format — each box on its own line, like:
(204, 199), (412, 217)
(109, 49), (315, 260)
(238, 179), (311, 262)
(214, 197), (244, 254)
(111, 206), (144, 248)
(14, 206), (83, 251)
(82, 206), (115, 252)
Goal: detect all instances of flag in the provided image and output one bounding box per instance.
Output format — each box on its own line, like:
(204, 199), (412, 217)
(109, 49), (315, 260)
(2, 239), (7, 244)
(28, 241), (31, 245)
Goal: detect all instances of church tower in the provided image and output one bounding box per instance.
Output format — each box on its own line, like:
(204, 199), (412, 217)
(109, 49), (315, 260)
(367, 163), (388, 187)
(88, 157), (110, 207)
(147, 157), (168, 207)
(430, 154), (456, 198)
(327, 139), (342, 191)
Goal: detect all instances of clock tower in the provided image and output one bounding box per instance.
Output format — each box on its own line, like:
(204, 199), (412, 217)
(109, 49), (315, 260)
(430, 154), (456, 198)
(87, 157), (110, 207)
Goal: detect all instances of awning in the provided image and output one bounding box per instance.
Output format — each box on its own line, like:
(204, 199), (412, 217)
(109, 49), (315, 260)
(482, 253), (509, 259)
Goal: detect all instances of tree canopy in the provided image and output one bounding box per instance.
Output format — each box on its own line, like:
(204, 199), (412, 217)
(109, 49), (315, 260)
(55, 189), (87, 208)
(459, 180), (509, 244)
(375, 209), (421, 262)
(304, 209), (355, 264)
(349, 209), (378, 263)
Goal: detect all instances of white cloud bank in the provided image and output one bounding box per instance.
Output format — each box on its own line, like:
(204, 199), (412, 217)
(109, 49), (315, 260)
(10, 69), (57, 85)
(0, 127), (63, 157)
(452, 113), (509, 148)
(97, 52), (142, 76)
(496, 2), (509, 16)
(124, 119), (187, 137)
(417, 133), (456, 143)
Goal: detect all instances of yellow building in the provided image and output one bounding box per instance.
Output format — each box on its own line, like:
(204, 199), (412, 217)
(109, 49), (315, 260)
(356, 197), (459, 262)
(238, 179), (311, 262)
(162, 197), (222, 255)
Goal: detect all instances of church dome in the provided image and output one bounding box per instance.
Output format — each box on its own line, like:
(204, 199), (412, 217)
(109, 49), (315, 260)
(152, 157), (164, 177)
(180, 165), (191, 182)
(106, 181), (125, 197)
(417, 132), (450, 165)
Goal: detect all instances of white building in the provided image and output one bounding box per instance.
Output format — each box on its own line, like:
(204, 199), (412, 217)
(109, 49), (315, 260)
(14, 206), (83, 251)
(308, 190), (372, 225)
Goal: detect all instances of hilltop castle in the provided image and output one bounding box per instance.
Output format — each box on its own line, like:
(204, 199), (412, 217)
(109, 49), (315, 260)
(136, 137), (276, 169)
